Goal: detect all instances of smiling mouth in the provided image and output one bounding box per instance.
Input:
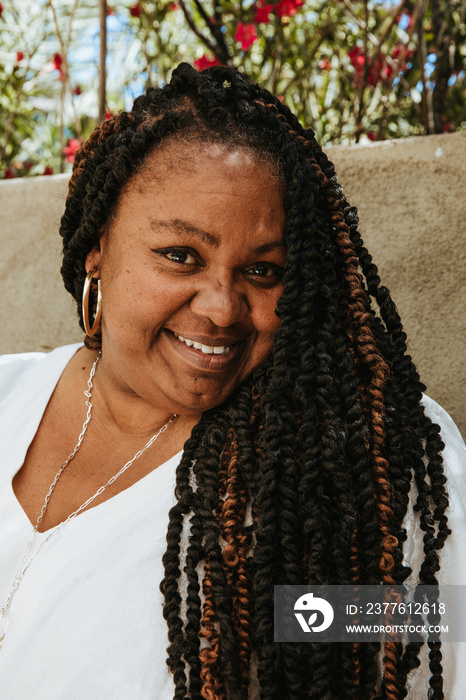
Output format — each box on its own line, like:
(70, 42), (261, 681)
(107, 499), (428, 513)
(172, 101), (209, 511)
(172, 332), (232, 355)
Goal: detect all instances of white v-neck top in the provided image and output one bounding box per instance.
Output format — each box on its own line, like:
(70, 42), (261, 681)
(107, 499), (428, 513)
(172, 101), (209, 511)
(0, 344), (465, 699)
(0, 344), (182, 699)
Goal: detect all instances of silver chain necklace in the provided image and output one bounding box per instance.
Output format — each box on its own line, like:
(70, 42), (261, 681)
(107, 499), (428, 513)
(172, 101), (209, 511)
(0, 352), (177, 649)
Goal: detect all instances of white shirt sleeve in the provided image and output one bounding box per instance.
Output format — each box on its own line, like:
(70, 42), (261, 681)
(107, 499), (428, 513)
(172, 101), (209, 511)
(405, 396), (466, 699)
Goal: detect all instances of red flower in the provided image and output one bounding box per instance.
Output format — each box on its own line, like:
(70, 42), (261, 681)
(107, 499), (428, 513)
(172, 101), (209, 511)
(348, 43), (413, 89)
(275, 0), (303, 18)
(348, 46), (365, 78)
(0, 4), (3, 18)
(348, 46), (386, 86)
(43, 166), (54, 175)
(367, 131), (377, 141)
(52, 53), (64, 78)
(253, 0), (273, 23)
(129, 3), (142, 17)
(63, 138), (83, 163)
(234, 22), (257, 50)
(53, 53), (63, 70)
(392, 43), (414, 73)
(16, 51), (24, 62)
(4, 168), (15, 179)
(442, 117), (455, 133)
(348, 46), (363, 66)
(169, 2), (179, 8)
(194, 54), (221, 71)
(73, 85), (82, 96)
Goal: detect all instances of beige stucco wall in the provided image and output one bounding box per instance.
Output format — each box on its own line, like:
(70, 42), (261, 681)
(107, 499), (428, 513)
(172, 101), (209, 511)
(0, 132), (464, 437)
(329, 132), (465, 439)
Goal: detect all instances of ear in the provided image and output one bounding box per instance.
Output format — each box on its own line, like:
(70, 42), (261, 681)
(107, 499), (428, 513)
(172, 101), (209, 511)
(85, 238), (104, 277)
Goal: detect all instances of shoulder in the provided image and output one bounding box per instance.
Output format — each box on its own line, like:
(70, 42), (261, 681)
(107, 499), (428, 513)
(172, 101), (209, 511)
(0, 351), (46, 403)
(421, 394), (466, 489)
(405, 397), (466, 698)
(422, 395), (465, 452)
(0, 344), (84, 406)
(411, 395), (466, 585)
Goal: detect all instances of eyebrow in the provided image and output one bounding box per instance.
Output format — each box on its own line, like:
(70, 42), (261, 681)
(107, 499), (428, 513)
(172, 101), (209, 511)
(149, 218), (219, 247)
(253, 241), (286, 255)
(149, 217), (285, 255)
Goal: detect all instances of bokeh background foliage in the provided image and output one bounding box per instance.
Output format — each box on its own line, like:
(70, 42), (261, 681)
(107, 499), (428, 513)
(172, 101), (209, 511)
(0, 0), (465, 178)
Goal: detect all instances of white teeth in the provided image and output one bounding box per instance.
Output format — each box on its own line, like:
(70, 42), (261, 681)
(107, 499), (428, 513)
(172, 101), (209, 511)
(177, 334), (193, 347)
(173, 332), (231, 355)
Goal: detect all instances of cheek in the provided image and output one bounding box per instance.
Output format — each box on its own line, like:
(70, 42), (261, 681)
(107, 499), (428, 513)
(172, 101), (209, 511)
(250, 294), (282, 359)
(252, 288), (282, 334)
(102, 265), (178, 322)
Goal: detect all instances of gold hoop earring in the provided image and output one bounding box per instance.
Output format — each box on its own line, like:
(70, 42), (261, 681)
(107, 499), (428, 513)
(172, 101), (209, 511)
(82, 268), (102, 338)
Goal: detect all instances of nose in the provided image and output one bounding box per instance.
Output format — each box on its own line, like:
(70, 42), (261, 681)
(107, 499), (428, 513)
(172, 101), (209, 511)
(189, 276), (249, 328)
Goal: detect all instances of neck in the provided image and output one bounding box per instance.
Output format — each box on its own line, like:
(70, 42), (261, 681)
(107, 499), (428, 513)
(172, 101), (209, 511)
(77, 347), (199, 440)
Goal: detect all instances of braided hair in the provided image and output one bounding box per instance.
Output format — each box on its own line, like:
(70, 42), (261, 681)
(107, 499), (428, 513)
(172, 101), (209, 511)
(59, 62), (450, 699)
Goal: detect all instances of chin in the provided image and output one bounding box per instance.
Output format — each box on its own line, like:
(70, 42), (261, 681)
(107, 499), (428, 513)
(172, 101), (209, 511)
(173, 376), (246, 415)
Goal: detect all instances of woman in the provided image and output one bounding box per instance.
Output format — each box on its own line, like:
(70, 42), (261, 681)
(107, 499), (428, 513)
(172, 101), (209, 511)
(0, 62), (464, 699)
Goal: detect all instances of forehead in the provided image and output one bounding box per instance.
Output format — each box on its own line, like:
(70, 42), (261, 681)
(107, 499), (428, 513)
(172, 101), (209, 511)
(106, 139), (285, 251)
(123, 138), (284, 198)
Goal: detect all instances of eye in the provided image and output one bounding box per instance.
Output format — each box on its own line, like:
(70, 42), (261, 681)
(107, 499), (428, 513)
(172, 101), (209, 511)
(244, 262), (284, 284)
(152, 247), (200, 266)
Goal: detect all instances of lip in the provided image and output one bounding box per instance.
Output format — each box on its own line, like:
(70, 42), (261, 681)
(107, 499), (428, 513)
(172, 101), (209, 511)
(163, 329), (245, 370)
(168, 330), (245, 347)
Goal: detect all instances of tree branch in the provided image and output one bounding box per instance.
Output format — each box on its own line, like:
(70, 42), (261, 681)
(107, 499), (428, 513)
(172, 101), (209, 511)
(179, 0), (219, 56)
(192, 0), (231, 63)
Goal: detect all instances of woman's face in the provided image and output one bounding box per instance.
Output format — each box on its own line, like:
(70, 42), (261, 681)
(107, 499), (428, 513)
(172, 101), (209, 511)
(86, 139), (286, 416)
